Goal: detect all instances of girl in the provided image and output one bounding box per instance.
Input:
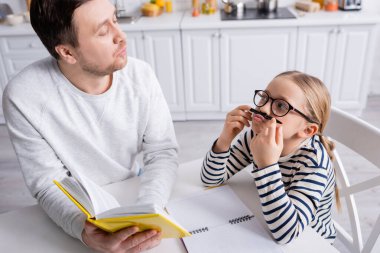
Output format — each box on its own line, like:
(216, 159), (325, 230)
(201, 71), (338, 244)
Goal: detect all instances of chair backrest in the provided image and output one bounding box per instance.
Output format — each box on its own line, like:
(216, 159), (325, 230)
(324, 107), (380, 253)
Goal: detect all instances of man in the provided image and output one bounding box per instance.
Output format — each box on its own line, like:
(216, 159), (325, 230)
(2, 0), (178, 252)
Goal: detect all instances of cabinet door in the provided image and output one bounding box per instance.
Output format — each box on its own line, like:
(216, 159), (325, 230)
(125, 31), (145, 60)
(2, 53), (49, 80)
(143, 30), (185, 117)
(0, 36), (49, 81)
(296, 26), (338, 93)
(220, 27), (297, 112)
(0, 58), (7, 123)
(182, 30), (220, 112)
(0, 36), (49, 123)
(332, 25), (375, 110)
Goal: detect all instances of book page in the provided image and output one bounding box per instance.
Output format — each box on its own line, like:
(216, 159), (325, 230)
(166, 185), (283, 253)
(96, 202), (159, 219)
(68, 170), (120, 217)
(59, 177), (95, 216)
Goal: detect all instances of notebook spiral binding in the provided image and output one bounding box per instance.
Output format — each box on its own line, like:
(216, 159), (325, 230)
(189, 227), (209, 235)
(190, 215), (254, 234)
(228, 214), (254, 224)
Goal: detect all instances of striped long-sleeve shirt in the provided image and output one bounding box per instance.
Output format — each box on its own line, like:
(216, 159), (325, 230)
(201, 129), (336, 244)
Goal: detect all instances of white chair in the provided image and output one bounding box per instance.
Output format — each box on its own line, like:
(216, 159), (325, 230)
(324, 106), (380, 253)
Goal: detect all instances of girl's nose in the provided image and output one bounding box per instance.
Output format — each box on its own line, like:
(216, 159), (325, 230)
(260, 101), (272, 116)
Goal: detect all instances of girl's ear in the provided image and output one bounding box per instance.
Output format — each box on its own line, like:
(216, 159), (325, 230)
(302, 124), (319, 138)
(55, 44), (77, 64)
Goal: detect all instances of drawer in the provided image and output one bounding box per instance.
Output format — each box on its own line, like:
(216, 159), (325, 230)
(2, 52), (49, 80)
(0, 36), (46, 54)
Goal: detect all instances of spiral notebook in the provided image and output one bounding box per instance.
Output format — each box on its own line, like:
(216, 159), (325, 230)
(166, 185), (283, 253)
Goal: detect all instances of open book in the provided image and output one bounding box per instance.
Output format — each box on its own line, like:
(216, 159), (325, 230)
(166, 185), (283, 253)
(54, 170), (190, 238)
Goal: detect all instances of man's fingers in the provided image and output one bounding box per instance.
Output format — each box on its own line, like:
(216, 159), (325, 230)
(84, 221), (101, 233)
(121, 230), (159, 250)
(127, 232), (162, 253)
(112, 226), (139, 243)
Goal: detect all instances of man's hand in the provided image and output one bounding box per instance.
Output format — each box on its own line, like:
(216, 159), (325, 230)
(250, 118), (283, 169)
(82, 221), (162, 253)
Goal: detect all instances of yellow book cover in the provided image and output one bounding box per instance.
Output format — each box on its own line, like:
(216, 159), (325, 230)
(53, 175), (190, 238)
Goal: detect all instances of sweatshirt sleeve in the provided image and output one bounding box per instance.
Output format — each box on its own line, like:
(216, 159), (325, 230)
(136, 65), (178, 208)
(252, 162), (328, 244)
(201, 129), (254, 186)
(2, 84), (87, 242)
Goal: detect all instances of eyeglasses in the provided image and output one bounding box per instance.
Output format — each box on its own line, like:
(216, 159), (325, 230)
(253, 90), (318, 124)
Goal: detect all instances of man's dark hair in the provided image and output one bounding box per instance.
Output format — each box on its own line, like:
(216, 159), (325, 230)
(30, 0), (91, 59)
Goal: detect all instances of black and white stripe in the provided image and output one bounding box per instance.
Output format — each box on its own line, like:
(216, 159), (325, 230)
(201, 129), (336, 244)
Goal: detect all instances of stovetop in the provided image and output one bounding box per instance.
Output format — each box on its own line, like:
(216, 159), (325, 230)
(220, 7), (297, 21)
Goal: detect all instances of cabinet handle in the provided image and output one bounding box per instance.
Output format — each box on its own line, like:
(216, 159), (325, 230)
(218, 33), (223, 39)
(28, 43), (39, 48)
(212, 33), (219, 38)
(142, 34), (145, 40)
(336, 28), (342, 34)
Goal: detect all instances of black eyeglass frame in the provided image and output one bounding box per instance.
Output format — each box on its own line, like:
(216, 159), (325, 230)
(253, 90), (319, 124)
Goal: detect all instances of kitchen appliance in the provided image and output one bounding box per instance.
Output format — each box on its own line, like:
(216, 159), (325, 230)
(256, 0), (278, 13)
(114, 0), (140, 23)
(338, 0), (362, 11)
(220, 7), (296, 21)
(115, 0), (141, 20)
(221, 0), (239, 14)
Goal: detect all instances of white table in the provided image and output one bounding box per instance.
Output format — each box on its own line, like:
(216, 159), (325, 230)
(0, 159), (339, 252)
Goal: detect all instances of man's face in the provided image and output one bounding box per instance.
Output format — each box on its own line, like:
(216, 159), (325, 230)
(71, 0), (127, 76)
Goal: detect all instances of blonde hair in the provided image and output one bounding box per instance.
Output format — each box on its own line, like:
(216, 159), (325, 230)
(275, 71), (341, 210)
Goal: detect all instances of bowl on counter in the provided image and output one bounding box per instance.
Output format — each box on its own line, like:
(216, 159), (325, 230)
(6, 14), (24, 26)
(0, 3), (13, 22)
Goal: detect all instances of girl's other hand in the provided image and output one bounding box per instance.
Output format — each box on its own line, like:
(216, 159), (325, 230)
(250, 118), (283, 169)
(213, 105), (252, 153)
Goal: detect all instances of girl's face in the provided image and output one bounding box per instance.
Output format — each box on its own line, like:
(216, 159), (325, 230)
(252, 76), (312, 141)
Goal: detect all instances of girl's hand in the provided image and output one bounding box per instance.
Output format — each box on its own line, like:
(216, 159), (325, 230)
(250, 118), (283, 169)
(213, 105), (252, 153)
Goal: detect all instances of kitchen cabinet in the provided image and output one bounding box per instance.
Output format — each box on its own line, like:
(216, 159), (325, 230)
(182, 27), (297, 119)
(0, 30), (186, 122)
(0, 56), (7, 123)
(0, 35), (49, 123)
(142, 30), (186, 120)
(296, 24), (377, 112)
(0, 35), (49, 79)
(220, 27), (297, 112)
(125, 31), (145, 59)
(1, 11), (379, 122)
(182, 29), (222, 120)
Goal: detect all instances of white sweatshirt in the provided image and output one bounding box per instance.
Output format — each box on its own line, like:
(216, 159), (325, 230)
(2, 56), (178, 241)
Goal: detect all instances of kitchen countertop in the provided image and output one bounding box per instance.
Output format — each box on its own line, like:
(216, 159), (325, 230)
(0, 11), (184, 35)
(180, 8), (380, 29)
(0, 8), (379, 36)
(118, 11), (184, 31)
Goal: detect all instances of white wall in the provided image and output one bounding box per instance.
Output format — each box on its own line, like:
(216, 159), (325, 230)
(5, 0), (380, 93)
